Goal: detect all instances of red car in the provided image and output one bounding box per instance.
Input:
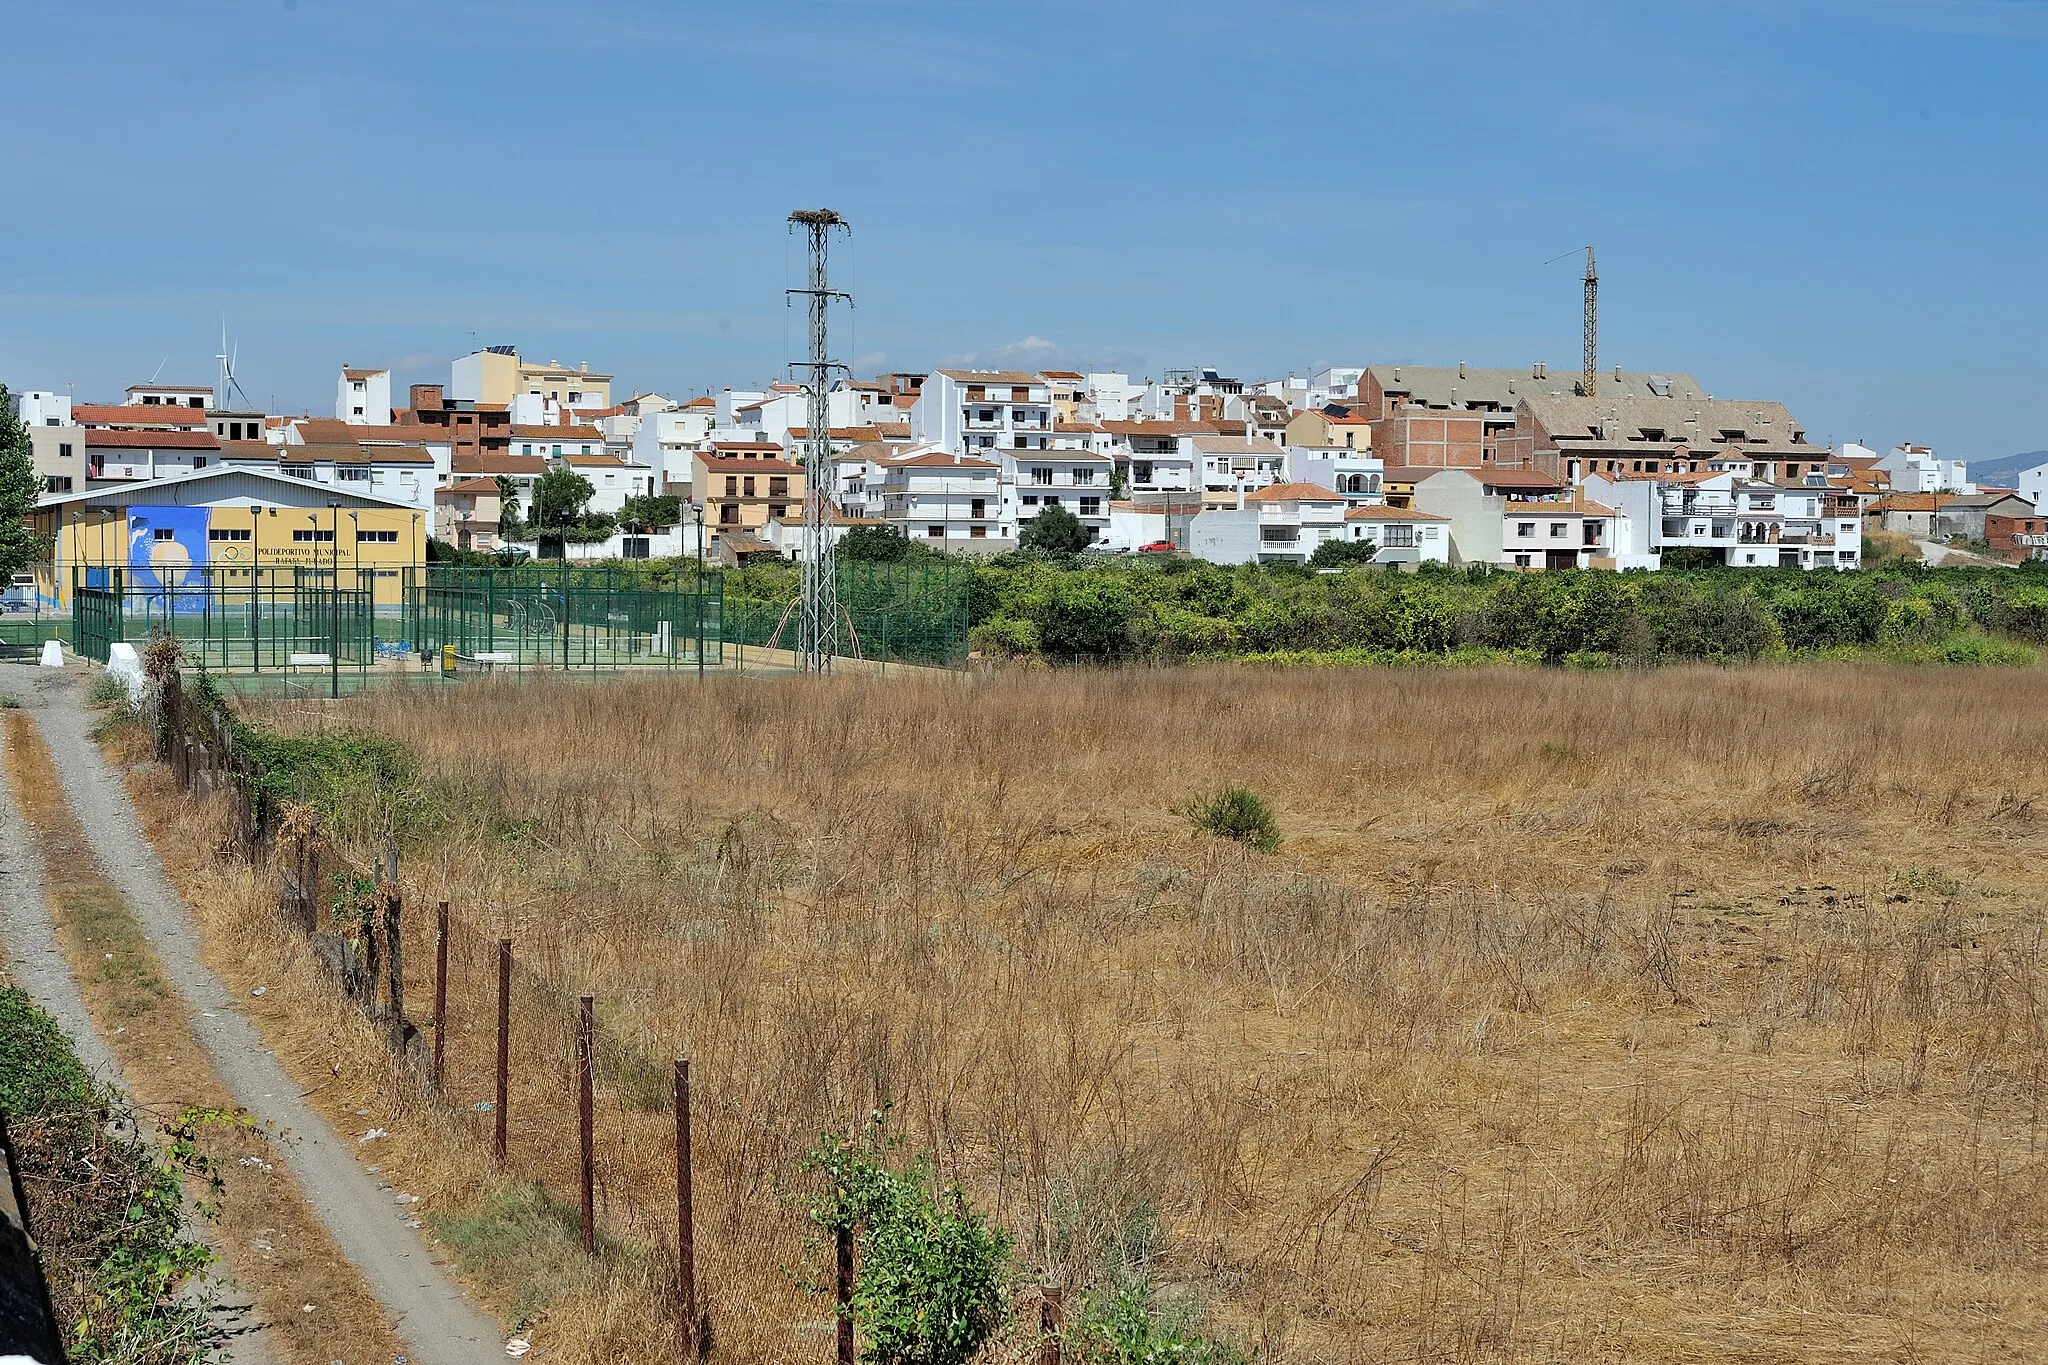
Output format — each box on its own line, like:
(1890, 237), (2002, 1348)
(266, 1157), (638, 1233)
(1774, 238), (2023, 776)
(1137, 540), (1176, 554)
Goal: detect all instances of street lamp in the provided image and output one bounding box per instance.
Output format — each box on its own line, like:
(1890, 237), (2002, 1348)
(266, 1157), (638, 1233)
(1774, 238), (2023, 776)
(692, 501), (706, 678)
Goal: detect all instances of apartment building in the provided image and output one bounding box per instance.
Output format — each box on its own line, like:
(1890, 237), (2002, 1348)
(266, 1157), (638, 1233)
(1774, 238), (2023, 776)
(450, 346), (613, 411)
(1500, 493), (1619, 570)
(694, 450), (805, 532)
(1496, 392), (1826, 485)
(85, 429), (221, 487)
(1190, 435), (1287, 501)
(337, 367), (392, 424)
(1006, 448), (1113, 541)
(404, 383), (513, 465)
(877, 452), (1012, 552)
(1584, 471), (1862, 569)
(911, 370), (1056, 455)
(1360, 363), (1708, 473)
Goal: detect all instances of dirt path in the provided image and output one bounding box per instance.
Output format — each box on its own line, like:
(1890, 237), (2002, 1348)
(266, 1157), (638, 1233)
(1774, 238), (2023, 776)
(0, 661), (504, 1365)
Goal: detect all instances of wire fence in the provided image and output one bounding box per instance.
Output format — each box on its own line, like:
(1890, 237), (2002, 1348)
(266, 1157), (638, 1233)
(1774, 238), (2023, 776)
(724, 557), (972, 668)
(405, 565), (724, 670)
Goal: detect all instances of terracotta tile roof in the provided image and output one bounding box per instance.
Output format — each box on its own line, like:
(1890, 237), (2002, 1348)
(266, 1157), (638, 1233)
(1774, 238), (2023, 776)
(72, 404), (209, 427)
(453, 452), (549, 475)
(562, 454), (635, 468)
(341, 367), (387, 380)
(1056, 422), (1106, 433)
(889, 452), (1000, 469)
(1040, 370), (1085, 380)
(684, 396), (716, 408)
(84, 429), (219, 449)
(1870, 492), (1948, 512)
(125, 384), (211, 394)
(1344, 504), (1450, 522)
(1100, 419), (1223, 437)
(935, 369), (1044, 385)
(789, 426), (888, 441)
(291, 418), (448, 445)
(281, 442), (434, 466)
(700, 456), (804, 474)
(509, 424), (603, 441)
(704, 442), (787, 453)
(1245, 481), (1348, 504)
(876, 423), (912, 439)
(1506, 495), (1615, 516)
(439, 477), (502, 495)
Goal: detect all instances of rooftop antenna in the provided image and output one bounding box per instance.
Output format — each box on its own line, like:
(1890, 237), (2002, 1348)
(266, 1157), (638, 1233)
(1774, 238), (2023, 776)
(1544, 246), (1598, 397)
(786, 208), (850, 676)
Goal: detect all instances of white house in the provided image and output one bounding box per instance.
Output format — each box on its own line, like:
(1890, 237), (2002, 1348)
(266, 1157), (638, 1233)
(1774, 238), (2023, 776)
(632, 404), (718, 491)
(337, 368), (392, 425)
(1875, 442), (1972, 495)
(1341, 504), (1452, 565)
(560, 454), (659, 516)
(1500, 494), (1619, 570)
(877, 451), (1013, 552)
(1292, 447), (1384, 501)
(1581, 472), (1860, 569)
(510, 425), (604, 461)
(1188, 482), (1348, 565)
(1191, 434), (1287, 500)
(1005, 448), (1113, 541)
(912, 370), (1055, 456)
(2017, 460), (2048, 513)
(15, 391), (72, 426)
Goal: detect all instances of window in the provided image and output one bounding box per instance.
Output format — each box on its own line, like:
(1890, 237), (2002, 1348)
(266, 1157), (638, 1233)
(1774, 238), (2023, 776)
(337, 466), (370, 481)
(970, 498), (986, 518)
(927, 525), (944, 538)
(719, 504), (738, 524)
(1014, 436), (1028, 449)
(1030, 467), (1053, 485)
(970, 525), (987, 538)
(1072, 468), (1094, 485)
(522, 444), (533, 456)
(1517, 522), (1535, 536)
(1022, 495), (1039, 506)
(152, 527), (176, 542)
(622, 536), (649, 559)
(769, 477), (788, 497)
(1133, 461), (1152, 483)
(768, 504), (786, 519)
(1045, 495), (1061, 507)
(291, 528), (336, 542)
(43, 475), (72, 493)
(352, 406), (364, 417)
(59, 443), (73, 458)
(358, 529), (399, 543)
(569, 392), (582, 404)
(1514, 553), (1531, 567)
(742, 476), (756, 497)
(1549, 523), (1567, 538)
(207, 526), (252, 542)
(192, 456), (208, 469)
(552, 446), (562, 457)
(1080, 497), (1101, 516)
(724, 475), (738, 496)
(581, 445), (592, 455)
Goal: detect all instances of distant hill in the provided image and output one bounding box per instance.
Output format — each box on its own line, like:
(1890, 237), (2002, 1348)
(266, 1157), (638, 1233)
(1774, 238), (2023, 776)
(1968, 450), (2048, 488)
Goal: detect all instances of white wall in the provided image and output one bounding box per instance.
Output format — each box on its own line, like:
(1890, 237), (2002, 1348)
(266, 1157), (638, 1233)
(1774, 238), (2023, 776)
(1188, 507), (1258, 564)
(17, 391), (72, 426)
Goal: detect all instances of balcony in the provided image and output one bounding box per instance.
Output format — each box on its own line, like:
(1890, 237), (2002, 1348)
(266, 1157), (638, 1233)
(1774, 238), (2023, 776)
(1659, 496), (1737, 517)
(1661, 519), (1736, 542)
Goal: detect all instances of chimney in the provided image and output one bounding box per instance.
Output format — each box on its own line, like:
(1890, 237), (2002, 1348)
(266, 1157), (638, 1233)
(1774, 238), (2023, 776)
(1458, 359), (1466, 379)
(1614, 364), (1622, 382)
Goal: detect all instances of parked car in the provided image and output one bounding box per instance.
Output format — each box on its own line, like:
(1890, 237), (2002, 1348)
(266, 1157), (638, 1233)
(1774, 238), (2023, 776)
(1136, 540), (1177, 554)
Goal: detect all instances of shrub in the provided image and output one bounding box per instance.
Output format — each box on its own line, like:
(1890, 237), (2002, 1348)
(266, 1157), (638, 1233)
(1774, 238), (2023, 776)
(87, 671), (131, 708)
(803, 1113), (1011, 1365)
(969, 615), (1041, 659)
(1176, 786), (1280, 853)
(1307, 539), (1381, 569)
(1071, 1276), (1245, 1365)
(1020, 504), (1090, 556)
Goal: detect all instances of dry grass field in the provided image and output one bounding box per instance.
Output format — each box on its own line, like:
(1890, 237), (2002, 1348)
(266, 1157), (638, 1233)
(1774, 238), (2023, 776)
(182, 664), (2048, 1363)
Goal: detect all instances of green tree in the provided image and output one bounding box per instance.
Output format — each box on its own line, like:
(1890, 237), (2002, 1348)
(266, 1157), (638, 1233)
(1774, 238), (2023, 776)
(494, 474), (524, 538)
(0, 384), (45, 582)
(839, 523), (911, 562)
(619, 492), (681, 529)
(1307, 539), (1380, 568)
(528, 468), (615, 548)
(1020, 503), (1089, 555)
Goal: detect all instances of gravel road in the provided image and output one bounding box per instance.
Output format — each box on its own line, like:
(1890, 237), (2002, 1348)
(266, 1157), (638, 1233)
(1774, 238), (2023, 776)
(0, 659), (503, 1365)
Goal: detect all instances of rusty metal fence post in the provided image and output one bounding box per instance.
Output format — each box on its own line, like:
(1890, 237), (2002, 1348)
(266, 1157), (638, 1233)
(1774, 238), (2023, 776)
(835, 1222), (854, 1365)
(676, 1058), (697, 1362)
(578, 996), (595, 1256)
(494, 939), (511, 1163)
(1039, 1286), (1063, 1365)
(431, 902), (449, 1091)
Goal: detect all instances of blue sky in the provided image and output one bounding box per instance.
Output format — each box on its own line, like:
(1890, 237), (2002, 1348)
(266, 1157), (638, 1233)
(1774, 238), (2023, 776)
(3, 0), (2045, 460)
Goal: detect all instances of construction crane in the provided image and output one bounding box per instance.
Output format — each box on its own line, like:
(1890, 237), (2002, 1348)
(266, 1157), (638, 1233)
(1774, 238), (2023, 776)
(1581, 245), (1598, 399)
(1545, 245), (1599, 396)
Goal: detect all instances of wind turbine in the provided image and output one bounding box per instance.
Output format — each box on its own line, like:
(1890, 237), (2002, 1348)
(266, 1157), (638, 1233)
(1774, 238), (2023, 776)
(215, 319), (253, 410)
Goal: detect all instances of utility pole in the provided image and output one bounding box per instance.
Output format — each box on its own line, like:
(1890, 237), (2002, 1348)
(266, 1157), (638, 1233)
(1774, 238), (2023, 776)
(787, 209), (850, 676)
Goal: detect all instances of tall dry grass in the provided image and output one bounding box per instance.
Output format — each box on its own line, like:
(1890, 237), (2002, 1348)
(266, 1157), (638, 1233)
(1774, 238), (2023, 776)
(219, 664), (2048, 1363)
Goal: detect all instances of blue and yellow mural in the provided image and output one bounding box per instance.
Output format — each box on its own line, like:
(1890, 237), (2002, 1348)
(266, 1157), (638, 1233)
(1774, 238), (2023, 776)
(126, 506), (212, 611)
